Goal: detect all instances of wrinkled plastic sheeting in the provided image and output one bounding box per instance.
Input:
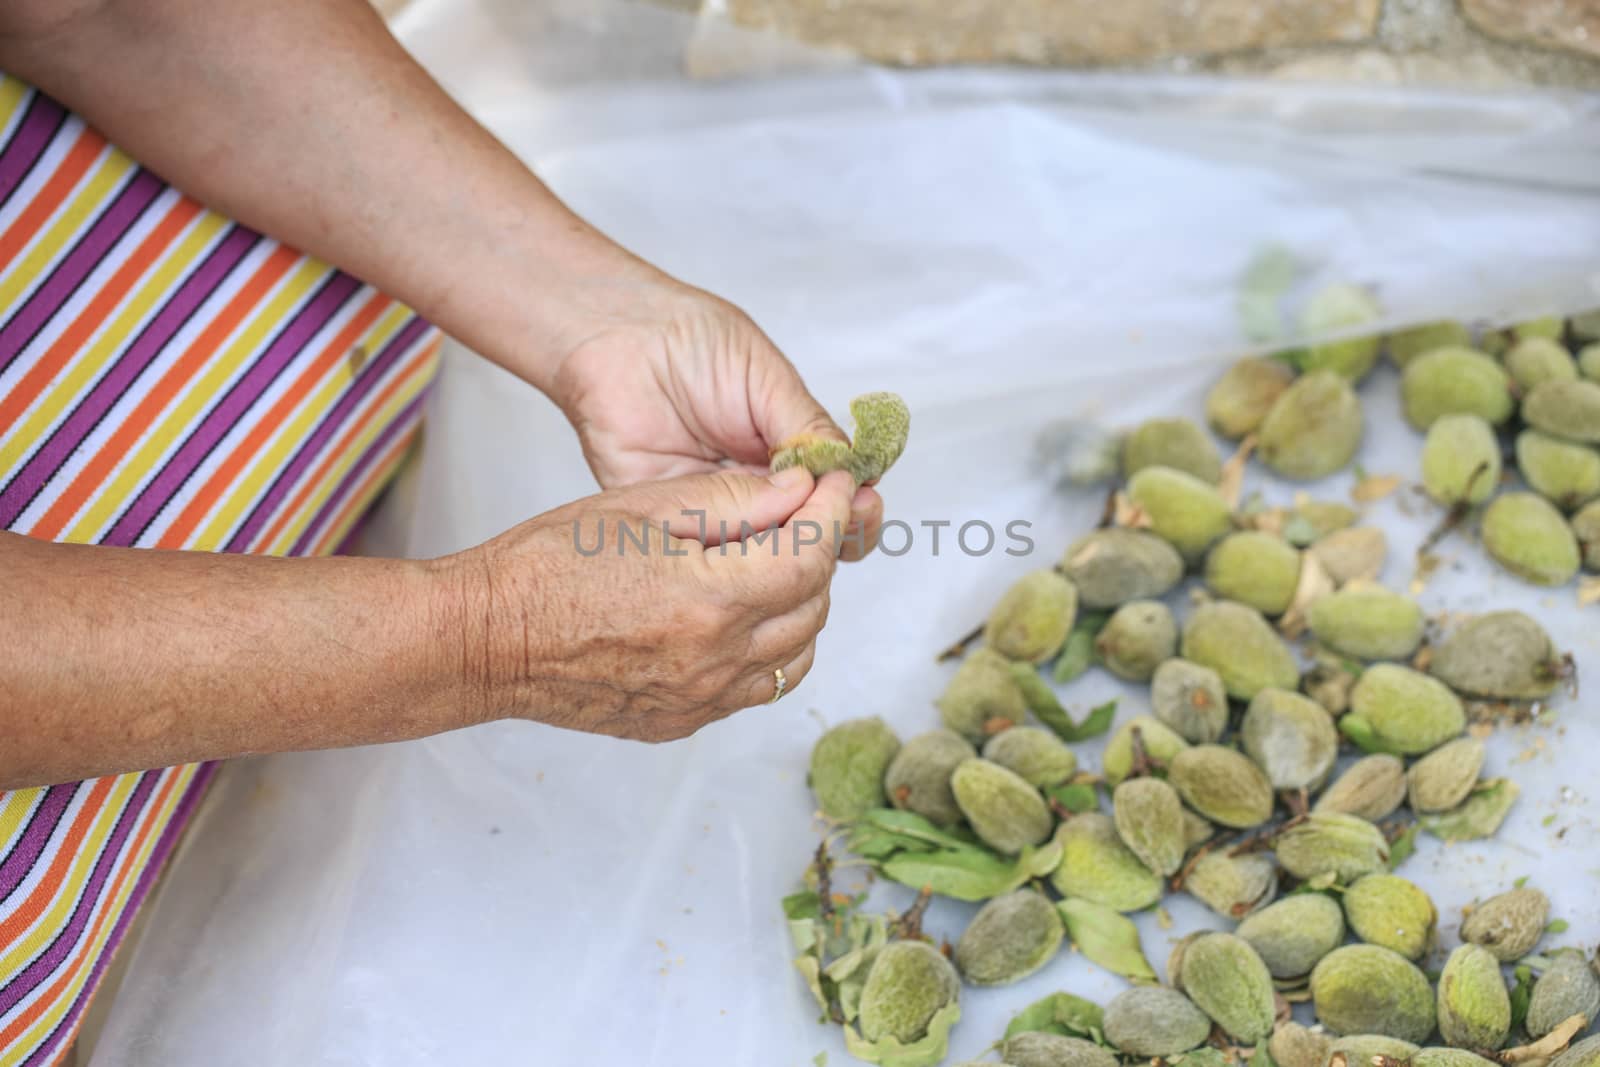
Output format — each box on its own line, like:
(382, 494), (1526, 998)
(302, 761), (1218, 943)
(93, 1), (1600, 1064)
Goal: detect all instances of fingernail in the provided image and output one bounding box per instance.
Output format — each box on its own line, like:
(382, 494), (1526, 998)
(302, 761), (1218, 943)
(769, 466), (810, 491)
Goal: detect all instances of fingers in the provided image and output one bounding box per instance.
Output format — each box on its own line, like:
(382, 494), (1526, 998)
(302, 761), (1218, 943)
(615, 467), (818, 547)
(741, 638), (818, 710)
(718, 470), (856, 600)
(749, 586), (829, 662)
(840, 485), (884, 563)
(749, 338), (850, 452)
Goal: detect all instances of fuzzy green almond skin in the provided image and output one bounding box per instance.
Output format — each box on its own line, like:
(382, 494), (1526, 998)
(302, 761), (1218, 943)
(1482, 492), (1581, 586)
(1204, 531), (1302, 616)
(1460, 887), (1549, 962)
(1308, 585), (1425, 662)
(950, 758), (1053, 855)
(1429, 611), (1564, 700)
(1315, 754), (1409, 822)
(1183, 851), (1277, 920)
(1112, 777), (1186, 877)
(1342, 874), (1437, 961)
(1168, 744), (1275, 829)
(1150, 658), (1230, 744)
(771, 438), (853, 477)
(1181, 600), (1301, 701)
(846, 391), (910, 483)
(1300, 283), (1383, 382)
(809, 717), (901, 821)
(1276, 812), (1389, 883)
(1526, 951), (1600, 1038)
(1401, 346), (1514, 430)
(1126, 466), (1234, 562)
(1000, 1032), (1119, 1067)
(856, 940), (960, 1045)
(1271, 1023), (1334, 1067)
(885, 729), (976, 827)
(1258, 369), (1364, 479)
(1208, 357), (1295, 439)
(1437, 943), (1512, 1051)
(1412, 1048), (1501, 1067)
(983, 726), (1077, 789)
(937, 648), (1027, 743)
(1505, 337), (1578, 392)
(1347, 664), (1466, 756)
(1421, 779), (1519, 842)
(1237, 887), (1347, 980)
(1553, 1036), (1600, 1067)
(1407, 737), (1486, 814)
(1311, 525), (1388, 585)
(1517, 431), (1600, 511)
(1514, 315), (1565, 341)
(985, 569), (1079, 664)
(1523, 379), (1600, 445)
(1332, 1035), (1424, 1065)
(1101, 715), (1190, 787)
(1389, 320), (1472, 368)
(954, 889), (1065, 987)
(1240, 686), (1339, 790)
(1103, 986), (1213, 1057)
(1121, 416), (1223, 484)
(1581, 342), (1600, 383)
(1573, 500), (1600, 570)
(1310, 944), (1437, 1042)
(1179, 932), (1278, 1043)
(1094, 599), (1177, 682)
(1061, 528), (1185, 609)
(1422, 414), (1501, 506)
(1049, 812), (1164, 912)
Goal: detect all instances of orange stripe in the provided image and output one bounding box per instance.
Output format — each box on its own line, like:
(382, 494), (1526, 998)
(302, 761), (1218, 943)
(0, 771), (182, 1049)
(155, 291), (392, 549)
(0, 128), (104, 267)
(0, 779), (114, 946)
(253, 335), (433, 551)
(29, 246), (298, 541)
(309, 425), (420, 557)
(0, 197), (203, 434)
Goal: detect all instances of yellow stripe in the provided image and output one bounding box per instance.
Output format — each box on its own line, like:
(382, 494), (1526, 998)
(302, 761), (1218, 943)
(0, 146), (131, 311)
(0, 789), (43, 857)
(4, 766), (196, 1065)
(0, 775), (138, 989)
(64, 257), (328, 543)
(0, 213), (228, 480)
(0, 77), (28, 135)
(187, 303), (413, 551)
(262, 348), (437, 556)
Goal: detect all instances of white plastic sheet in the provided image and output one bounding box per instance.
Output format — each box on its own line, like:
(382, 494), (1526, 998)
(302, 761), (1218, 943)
(93, 2), (1600, 1063)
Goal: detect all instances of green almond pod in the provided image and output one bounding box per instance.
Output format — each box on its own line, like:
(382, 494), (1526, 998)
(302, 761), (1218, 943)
(1151, 658), (1229, 744)
(1112, 776), (1186, 877)
(1102, 715), (1191, 787)
(938, 647), (1028, 743)
(1347, 664), (1466, 756)
(1330, 1035), (1423, 1066)
(1277, 812), (1389, 883)
(954, 889), (1065, 987)
(1103, 986), (1213, 1057)
(1179, 932), (1278, 1043)
(1401, 347), (1514, 430)
(1049, 812), (1164, 912)
(1517, 431), (1600, 511)
(1000, 1032), (1120, 1067)
(1241, 686), (1339, 791)
(1300, 283), (1383, 382)
(1122, 416), (1224, 484)
(951, 758), (1053, 855)
(1061, 528), (1185, 610)
(809, 717), (901, 821)
(1482, 492), (1581, 586)
(1315, 754), (1408, 822)
(1582, 342), (1600, 382)
(1095, 599), (1177, 682)
(1553, 1036), (1600, 1067)
(1310, 525), (1389, 585)
(1310, 944), (1437, 1042)
(1407, 737), (1485, 814)
(1270, 1022), (1334, 1067)
(1460, 886), (1549, 962)
(1208, 356), (1296, 440)
(1237, 893), (1347, 980)
(1527, 951), (1600, 1039)
(1422, 414), (1502, 507)
(1514, 315), (1565, 341)
(771, 437), (852, 477)
(1506, 337), (1578, 392)
(1438, 943), (1511, 1051)
(1126, 466), (1234, 562)
(844, 392), (911, 483)
(1578, 311), (1600, 342)
(1308, 584), (1425, 662)
(1205, 531), (1302, 616)
(852, 940), (960, 1063)
(1430, 611), (1566, 700)
(1184, 850), (1278, 920)
(1342, 874), (1437, 961)
(1573, 499), (1600, 570)
(1183, 808), (1218, 852)
(1259, 369), (1365, 480)
(1412, 1049), (1500, 1067)
(885, 729), (977, 827)
(1421, 778), (1519, 843)
(1297, 500), (1361, 540)
(1523, 379), (1600, 444)
(1169, 744), (1275, 828)
(986, 570), (1080, 665)
(983, 726), (1078, 789)
(1389, 320), (1472, 368)
(1181, 599), (1301, 700)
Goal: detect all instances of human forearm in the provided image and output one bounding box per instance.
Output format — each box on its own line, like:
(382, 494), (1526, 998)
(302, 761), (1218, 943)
(0, 531), (478, 788)
(0, 0), (669, 395)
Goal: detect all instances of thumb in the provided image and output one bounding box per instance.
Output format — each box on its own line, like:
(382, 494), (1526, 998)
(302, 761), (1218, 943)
(622, 466), (817, 547)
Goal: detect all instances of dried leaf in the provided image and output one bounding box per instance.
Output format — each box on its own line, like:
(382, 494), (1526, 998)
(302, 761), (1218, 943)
(1219, 436), (1258, 511)
(1279, 551), (1337, 638)
(1113, 491), (1152, 530)
(1411, 551), (1445, 596)
(1499, 1012), (1587, 1066)
(1578, 577), (1600, 607)
(1351, 473), (1403, 504)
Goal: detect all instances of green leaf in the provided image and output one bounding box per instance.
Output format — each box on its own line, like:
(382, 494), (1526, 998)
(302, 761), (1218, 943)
(1052, 613), (1108, 684)
(1009, 665), (1117, 743)
(1386, 824), (1419, 870)
(1420, 778), (1521, 842)
(783, 890), (822, 921)
(879, 849), (1017, 902)
(1547, 919), (1570, 934)
(1057, 897), (1158, 984)
(1045, 781), (1100, 815)
(1515, 875), (1530, 888)
(1003, 991), (1106, 1042)
(846, 808), (974, 858)
(1510, 964), (1536, 1032)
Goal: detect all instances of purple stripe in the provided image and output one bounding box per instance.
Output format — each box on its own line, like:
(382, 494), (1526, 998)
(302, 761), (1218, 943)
(0, 226), (257, 530)
(103, 272), (360, 547)
(225, 314), (430, 553)
(18, 762), (217, 1067)
(0, 771), (157, 1018)
(289, 388), (427, 556)
(0, 169), (163, 370)
(0, 92), (65, 212)
(0, 786), (73, 908)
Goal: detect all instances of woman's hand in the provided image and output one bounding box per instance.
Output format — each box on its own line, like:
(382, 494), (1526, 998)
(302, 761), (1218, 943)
(437, 465), (857, 742)
(546, 286), (885, 562)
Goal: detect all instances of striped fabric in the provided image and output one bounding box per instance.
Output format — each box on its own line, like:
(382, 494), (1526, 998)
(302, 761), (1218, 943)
(0, 74), (442, 1064)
